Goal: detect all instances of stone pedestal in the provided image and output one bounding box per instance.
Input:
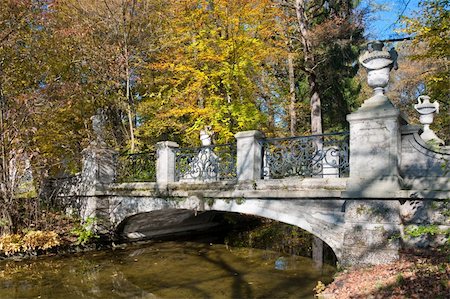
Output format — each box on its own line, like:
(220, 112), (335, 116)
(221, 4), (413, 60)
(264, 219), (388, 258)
(156, 141), (179, 184)
(345, 94), (404, 198)
(80, 143), (116, 229)
(235, 130), (264, 181)
(81, 144), (117, 186)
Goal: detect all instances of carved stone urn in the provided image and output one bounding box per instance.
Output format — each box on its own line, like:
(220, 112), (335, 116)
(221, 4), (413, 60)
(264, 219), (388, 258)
(359, 41), (398, 108)
(414, 95), (444, 145)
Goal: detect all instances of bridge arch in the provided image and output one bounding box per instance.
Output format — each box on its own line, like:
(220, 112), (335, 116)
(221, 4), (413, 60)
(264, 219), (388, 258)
(110, 197), (345, 262)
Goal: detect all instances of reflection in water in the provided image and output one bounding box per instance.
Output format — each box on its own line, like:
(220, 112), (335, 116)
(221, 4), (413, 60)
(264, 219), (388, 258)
(0, 242), (335, 299)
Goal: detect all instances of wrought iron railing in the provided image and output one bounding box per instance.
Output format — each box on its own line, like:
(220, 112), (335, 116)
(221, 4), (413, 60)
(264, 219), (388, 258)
(175, 143), (237, 181)
(261, 132), (349, 179)
(116, 151), (156, 182)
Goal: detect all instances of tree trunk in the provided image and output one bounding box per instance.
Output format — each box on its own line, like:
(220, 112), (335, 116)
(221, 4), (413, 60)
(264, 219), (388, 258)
(124, 36), (135, 153)
(312, 236), (324, 268)
(0, 82), (13, 234)
(308, 72), (322, 135)
(288, 52), (297, 136)
(294, 0), (323, 135)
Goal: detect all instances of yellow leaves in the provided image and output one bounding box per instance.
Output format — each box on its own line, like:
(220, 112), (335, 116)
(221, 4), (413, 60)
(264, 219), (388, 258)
(22, 231), (60, 251)
(0, 234), (22, 256)
(0, 231), (60, 256)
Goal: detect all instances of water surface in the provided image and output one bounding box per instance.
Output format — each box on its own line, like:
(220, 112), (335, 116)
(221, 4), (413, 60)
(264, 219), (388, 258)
(0, 242), (335, 298)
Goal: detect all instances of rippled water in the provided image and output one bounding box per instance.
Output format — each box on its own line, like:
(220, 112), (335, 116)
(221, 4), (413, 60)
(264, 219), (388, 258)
(0, 242), (335, 298)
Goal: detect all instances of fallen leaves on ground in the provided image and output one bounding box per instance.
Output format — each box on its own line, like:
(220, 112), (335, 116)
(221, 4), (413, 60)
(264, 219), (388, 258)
(321, 249), (449, 299)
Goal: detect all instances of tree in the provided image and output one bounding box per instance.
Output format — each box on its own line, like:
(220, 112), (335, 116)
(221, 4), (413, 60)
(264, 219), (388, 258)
(0, 0), (45, 233)
(276, 0), (363, 135)
(401, 0), (449, 143)
(137, 0), (288, 145)
(54, 0), (169, 152)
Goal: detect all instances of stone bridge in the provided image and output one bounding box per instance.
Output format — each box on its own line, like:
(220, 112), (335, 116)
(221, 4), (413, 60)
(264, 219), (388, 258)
(57, 42), (450, 266)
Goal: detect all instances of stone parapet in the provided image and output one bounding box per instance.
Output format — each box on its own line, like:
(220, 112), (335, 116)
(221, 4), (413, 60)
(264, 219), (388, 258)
(400, 125), (450, 181)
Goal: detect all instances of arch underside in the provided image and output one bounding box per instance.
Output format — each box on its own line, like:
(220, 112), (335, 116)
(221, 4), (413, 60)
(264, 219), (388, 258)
(111, 197), (345, 261)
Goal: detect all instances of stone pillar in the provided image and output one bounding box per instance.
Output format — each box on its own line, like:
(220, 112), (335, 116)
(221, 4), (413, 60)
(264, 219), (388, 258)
(345, 41), (404, 198)
(235, 130), (264, 181)
(81, 145), (117, 186)
(345, 100), (404, 197)
(80, 109), (117, 187)
(156, 141), (179, 184)
(341, 42), (404, 265)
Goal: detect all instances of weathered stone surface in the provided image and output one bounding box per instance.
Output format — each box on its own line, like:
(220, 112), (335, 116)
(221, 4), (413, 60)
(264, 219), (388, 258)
(344, 200), (401, 224)
(345, 96), (404, 198)
(156, 141), (179, 184)
(81, 146), (117, 186)
(235, 130), (264, 181)
(400, 125), (450, 181)
(343, 224), (400, 250)
(340, 247), (399, 266)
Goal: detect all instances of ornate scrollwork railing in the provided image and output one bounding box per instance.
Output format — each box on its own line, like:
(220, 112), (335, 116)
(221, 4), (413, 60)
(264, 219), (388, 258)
(261, 132), (349, 179)
(116, 151), (156, 182)
(175, 143), (237, 181)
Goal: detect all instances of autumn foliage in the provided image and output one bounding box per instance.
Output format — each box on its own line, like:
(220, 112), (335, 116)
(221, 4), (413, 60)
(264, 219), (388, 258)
(0, 0), (447, 236)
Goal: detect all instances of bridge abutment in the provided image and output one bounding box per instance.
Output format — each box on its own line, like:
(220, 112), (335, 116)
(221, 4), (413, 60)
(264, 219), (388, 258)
(341, 199), (401, 266)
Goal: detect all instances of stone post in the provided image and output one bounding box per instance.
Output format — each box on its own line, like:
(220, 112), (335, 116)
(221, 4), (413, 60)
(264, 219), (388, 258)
(345, 104), (403, 197)
(341, 41), (403, 266)
(343, 102), (404, 264)
(345, 41), (404, 198)
(81, 146), (117, 186)
(156, 141), (179, 184)
(79, 142), (117, 233)
(80, 109), (117, 187)
(79, 109), (116, 232)
(235, 130), (264, 181)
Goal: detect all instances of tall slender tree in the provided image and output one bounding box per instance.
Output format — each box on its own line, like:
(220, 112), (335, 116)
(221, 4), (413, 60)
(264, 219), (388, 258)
(277, 0), (363, 134)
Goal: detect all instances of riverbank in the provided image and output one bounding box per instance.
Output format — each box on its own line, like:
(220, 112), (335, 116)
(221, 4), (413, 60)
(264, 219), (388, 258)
(0, 211), (107, 260)
(0, 214), (316, 262)
(319, 248), (449, 299)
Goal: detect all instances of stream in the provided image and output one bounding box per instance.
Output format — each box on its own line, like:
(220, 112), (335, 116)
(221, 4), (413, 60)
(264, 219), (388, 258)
(0, 241), (335, 298)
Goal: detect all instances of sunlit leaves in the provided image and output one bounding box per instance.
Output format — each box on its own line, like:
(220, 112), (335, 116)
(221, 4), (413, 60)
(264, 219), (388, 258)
(137, 0), (287, 145)
(401, 0), (449, 142)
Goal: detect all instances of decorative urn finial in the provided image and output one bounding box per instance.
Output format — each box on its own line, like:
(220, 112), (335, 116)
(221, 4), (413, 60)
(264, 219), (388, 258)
(359, 41), (398, 95)
(200, 126), (213, 146)
(414, 95), (444, 145)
